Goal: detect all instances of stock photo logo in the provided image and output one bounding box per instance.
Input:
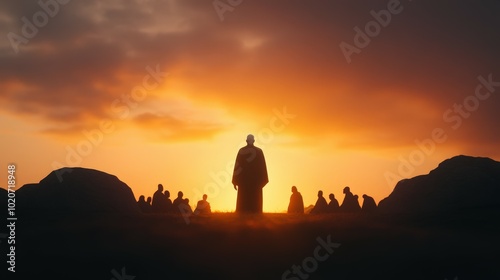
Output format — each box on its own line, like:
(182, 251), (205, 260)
(7, 0), (72, 54)
(1, 0), (499, 279)
(282, 235), (341, 280)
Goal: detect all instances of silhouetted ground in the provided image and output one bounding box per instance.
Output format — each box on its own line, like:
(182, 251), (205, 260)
(5, 156), (498, 279)
(6, 211), (500, 280)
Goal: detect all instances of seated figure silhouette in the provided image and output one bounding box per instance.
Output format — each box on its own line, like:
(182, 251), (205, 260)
(194, 194), (211, 215)
(152, 184), (165, 213)
(232, 134), (269, 214)
(311, 190), (329, 214)
(328, 193), (340, 213)
(162, 190), (173, 213)
(137, 195), (152, 213)
(340, 186), (361, 213)
(146, 196), (152, 206)
(287, 186), (304, 214)
(173, 191), (185, 214)
(361, 194), (377, 212)
(354, 195), (361, 210)
(183, 198), (193, 214)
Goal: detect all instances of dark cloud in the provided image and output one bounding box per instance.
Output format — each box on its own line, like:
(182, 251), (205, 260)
(0, 0), (498, 150)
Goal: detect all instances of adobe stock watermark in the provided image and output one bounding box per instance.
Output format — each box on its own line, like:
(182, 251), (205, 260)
(339, 0), (406, 64)
(6, 164), (17, 273)
(110, 267), (135, 280)
(7, 0), (72, 54)
(282, 234), (341, 280)
(181, 106), (296, 224)
(384, 73), (499, 187)
(213, 0), (243, 22)
(51, 65), (169, 182)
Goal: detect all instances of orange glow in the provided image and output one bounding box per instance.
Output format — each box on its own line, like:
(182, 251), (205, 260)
(0, 1), (499, 213)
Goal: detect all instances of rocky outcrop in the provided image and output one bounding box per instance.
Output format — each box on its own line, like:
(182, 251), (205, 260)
(16, 167), (140, 216)
(378, 155), (500, 215)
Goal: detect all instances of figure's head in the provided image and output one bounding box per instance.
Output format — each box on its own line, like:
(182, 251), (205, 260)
(329, 193), (335, 200)
(139, 195), (145, 202)
(185, 198), (189, 203)
(246, 134), (255, 145)
(343, 186), (350, 194)
(318, 190), (323, 197)
(164, 190), (170, 198)
(291, 186), (297, 193)
(158, 184), (164, 191)
(178, 191), (183, 198)
(203, 194), (208, 201)
(363, 194), (368, 199)
(146, 197), (152, 203)
(354, 194), (359, 200)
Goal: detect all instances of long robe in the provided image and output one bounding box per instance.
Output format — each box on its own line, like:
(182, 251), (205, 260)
(152, 190), (164, 213)
(340, 191), (361, 213)
(232, 144), (268, 213)
(361, 195), (377, 212)
(328, 198), (340, 213)
(288, 192), (304, 214)
(311, 196), (329, 214)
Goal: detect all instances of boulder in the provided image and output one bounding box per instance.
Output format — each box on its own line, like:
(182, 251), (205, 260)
(16, 167), (140, 216)
(378, 155), (500, 215)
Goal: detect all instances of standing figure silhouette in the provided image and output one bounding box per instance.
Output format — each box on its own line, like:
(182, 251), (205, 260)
(232, 134), (269, 214)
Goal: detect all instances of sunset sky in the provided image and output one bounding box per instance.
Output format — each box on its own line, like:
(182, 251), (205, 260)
(1, 0), (499, 212)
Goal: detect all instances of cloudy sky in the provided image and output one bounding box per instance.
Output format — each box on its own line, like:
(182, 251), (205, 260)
(1, 0), (499, 211)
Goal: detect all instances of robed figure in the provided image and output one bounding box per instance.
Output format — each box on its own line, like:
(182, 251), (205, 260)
(361, 194), (377, 212)
(288, 186), (304, 214)
(232, 134), (269, 214)
(311, 190), (329, 214)
(340, 186), (361, 213)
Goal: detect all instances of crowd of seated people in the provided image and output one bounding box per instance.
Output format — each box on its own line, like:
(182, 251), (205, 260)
(138, 183), (376, 215)
(288, 185), (378, 214)
(137, 184), (211, 216)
